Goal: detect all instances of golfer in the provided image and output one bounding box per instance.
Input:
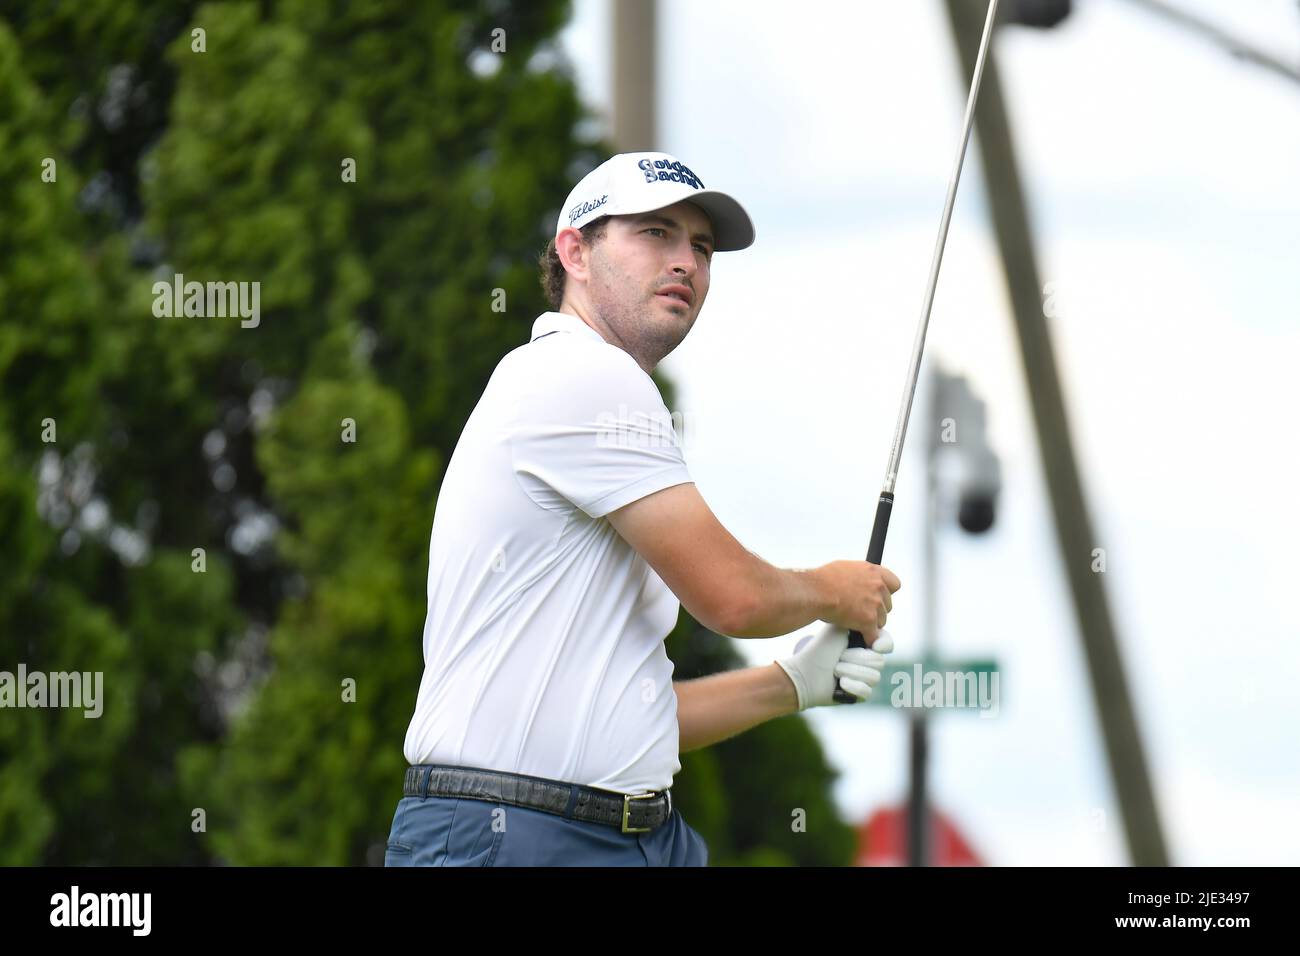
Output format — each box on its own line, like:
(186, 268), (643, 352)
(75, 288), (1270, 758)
(384, 152), (902, 867)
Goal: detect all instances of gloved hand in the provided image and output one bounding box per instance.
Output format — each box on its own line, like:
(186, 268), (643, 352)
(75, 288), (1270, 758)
(775, 623), (894, 711)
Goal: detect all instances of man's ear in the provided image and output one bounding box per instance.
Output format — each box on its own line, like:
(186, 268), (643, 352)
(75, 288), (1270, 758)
(555, 226), (591, 282)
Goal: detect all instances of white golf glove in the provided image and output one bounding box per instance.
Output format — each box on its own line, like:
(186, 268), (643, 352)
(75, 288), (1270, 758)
(775, 623), (894, 711)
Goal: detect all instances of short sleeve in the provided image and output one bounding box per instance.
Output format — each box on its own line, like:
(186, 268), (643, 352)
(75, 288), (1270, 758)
(510, 346), (693, 519)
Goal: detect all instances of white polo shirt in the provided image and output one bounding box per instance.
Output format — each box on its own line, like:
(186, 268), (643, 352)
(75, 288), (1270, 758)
(402, 311), (693, 794)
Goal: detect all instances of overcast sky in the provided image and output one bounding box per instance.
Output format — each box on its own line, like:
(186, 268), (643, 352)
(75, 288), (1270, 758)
(557, 0), (1300, 865)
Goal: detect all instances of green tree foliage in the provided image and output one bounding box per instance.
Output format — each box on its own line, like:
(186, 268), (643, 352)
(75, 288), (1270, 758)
(0, 11), (238, 865)
(0, 0), (857, 866)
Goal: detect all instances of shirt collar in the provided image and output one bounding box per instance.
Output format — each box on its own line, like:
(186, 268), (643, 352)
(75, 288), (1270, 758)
(530, 311), (607, 345)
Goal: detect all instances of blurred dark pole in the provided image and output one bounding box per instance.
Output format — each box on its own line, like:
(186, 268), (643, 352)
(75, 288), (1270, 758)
(907, 418), (941, 867)
(943, 0), (1170, 865)
(613, 0), (657, 150)
(907, 712), (929, 865)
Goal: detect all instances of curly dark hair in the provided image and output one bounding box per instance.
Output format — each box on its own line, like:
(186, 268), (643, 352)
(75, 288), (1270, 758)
(538, 216), (610, 311)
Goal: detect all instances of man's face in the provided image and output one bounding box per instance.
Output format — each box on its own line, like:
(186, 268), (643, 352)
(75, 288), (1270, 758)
(582, 199), (714, 368)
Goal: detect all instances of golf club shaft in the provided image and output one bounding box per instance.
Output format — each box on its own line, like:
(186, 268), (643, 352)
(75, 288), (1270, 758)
(835, 0), (1000, 704)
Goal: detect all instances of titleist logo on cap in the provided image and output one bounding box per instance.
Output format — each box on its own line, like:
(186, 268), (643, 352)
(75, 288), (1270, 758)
(638, 158), (705, 189)
(568, 193), (609, 225)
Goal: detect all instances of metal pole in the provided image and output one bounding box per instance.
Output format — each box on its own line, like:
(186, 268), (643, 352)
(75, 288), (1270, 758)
(613, 0), (657, 151)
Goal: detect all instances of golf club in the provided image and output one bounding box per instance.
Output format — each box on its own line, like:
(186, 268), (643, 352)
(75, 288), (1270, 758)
(834, 0), (1002, 704)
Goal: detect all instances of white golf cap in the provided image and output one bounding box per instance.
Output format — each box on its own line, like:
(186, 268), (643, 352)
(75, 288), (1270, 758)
(556, 152), (755, 252)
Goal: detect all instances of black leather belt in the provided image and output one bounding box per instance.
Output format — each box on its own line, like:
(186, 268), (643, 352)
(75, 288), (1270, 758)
(403, 764), (674, 834)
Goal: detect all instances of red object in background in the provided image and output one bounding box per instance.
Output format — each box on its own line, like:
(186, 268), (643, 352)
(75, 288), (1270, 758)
(855, 805), (985, 866)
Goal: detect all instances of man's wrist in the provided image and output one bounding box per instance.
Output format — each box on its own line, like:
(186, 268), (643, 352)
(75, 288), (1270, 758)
(795, 566), (837, 625)
(769, 662), (802, 715)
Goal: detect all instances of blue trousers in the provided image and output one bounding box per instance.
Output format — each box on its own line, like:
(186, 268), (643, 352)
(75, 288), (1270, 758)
(383, 794), (709, 867)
